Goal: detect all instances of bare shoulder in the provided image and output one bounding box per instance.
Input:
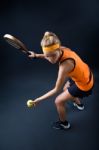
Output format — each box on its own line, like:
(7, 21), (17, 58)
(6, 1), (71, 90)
(59, 58), (74, 73)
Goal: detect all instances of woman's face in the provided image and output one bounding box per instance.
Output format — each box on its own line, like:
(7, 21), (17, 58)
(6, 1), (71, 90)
(44, 49), (61, 64)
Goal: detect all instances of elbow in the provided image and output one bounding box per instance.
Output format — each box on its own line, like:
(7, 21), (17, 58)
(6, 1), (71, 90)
(54, 87), (60, 93)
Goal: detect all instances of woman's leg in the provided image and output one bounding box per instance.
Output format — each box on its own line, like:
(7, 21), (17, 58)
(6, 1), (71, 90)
(55, 89), (74, 122)
(73, 97), (81, 105)
(63, 80), (70, 91)
(63, 80), (81, 105)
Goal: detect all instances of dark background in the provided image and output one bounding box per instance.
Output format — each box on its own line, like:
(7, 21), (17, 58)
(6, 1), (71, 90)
(0, 0), (99, 150)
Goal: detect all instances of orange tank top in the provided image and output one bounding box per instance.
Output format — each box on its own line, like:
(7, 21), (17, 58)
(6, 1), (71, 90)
(59, 47), (94, 91)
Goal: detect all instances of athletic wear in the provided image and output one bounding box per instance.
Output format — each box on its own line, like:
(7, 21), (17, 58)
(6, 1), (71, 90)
(68, 78), (93, 98)
(59, 47), (94, 91)
(52, 120), (70, 130)
(73, 102), (84, 110)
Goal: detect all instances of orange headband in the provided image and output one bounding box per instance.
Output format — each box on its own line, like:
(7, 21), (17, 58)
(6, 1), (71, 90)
(42, 43), (60, 52)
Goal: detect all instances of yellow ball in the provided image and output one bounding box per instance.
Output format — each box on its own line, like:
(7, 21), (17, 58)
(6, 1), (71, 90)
(27, 100), (34, 108)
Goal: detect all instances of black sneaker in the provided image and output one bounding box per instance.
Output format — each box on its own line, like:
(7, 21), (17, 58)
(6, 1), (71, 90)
(52, 120), (70, 130)
(73, 102), (84, 110)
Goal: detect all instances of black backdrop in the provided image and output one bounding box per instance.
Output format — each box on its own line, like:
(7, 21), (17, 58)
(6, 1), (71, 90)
(0, 0), (99, 150)
(0, 0), (99, 70)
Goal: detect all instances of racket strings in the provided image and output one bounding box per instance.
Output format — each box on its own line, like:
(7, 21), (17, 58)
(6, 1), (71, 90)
(6, 39), (21, 49)
(4, 34), (30, 55)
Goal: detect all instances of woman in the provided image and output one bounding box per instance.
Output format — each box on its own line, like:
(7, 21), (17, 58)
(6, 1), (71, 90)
(27, 31), (94, 130)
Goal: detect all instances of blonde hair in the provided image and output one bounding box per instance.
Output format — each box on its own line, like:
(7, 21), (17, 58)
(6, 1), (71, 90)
(41, 31), (61, 47)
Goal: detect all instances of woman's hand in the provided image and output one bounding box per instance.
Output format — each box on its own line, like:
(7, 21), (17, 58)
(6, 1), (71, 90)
(28, 51), (36, 58)
(27, 99), (40, 108)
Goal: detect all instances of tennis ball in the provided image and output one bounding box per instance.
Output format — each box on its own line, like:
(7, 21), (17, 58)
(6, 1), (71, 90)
(27, 100), (34, 108)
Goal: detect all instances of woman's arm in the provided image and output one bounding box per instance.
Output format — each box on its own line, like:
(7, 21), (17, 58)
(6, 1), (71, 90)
(34, 68), (66, 104)
(28, 51), (45, 59)
(33, 59), (74, 105)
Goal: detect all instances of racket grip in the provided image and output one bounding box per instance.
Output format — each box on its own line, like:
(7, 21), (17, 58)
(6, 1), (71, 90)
(27, 51), (37, 59)
(28, 51), (37, 59)
(27, 51), (31, 55)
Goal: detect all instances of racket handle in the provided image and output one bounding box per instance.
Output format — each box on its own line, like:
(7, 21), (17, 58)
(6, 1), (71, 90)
(20, 48), (31, 55)
(27, 51), (37, 59)
(26, 51), (31, 55)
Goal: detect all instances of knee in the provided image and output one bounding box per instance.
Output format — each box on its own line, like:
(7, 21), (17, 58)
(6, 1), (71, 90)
(55, 96), (64, 106)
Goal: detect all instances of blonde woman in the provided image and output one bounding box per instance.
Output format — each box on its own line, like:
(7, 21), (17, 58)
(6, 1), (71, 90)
(28, 31), (94, 130)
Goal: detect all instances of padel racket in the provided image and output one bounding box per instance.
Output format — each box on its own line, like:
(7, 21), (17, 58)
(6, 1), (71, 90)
(3, 34), (31, 55)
